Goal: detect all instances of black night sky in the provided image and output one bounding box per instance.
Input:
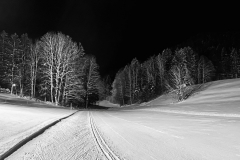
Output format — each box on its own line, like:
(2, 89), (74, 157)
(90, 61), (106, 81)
(0, 0), (236, 78)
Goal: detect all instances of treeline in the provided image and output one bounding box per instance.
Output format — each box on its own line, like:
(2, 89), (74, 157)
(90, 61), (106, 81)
(1, 31), (239, 107)
(110, 32), (240, 106)
(178, 32), (240, 79)
(0, 31), (105, 108)
(110, 47), (220, 105)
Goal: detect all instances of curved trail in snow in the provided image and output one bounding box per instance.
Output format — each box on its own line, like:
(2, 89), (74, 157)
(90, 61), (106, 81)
(0, 110), (79, 160)
(5, 111), (119, 160)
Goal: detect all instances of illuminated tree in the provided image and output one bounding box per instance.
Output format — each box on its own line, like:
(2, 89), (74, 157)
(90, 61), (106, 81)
(17, 34), (32, 96)
(167, 64), (190, 101)
(111, 70), (126, 106)
(0, 31), (8, 81)
(81, 56), (100, 108)
(198, 55), (215, 83)
(97, 76), (112, 101)
(4, 33), (21, 94)
(40, 32), (82, 105)
(29, 41), (41, 98)
(155, 53), (166, 93)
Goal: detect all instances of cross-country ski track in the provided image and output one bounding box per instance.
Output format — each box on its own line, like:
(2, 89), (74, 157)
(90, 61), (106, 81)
(3, 111), (121, 160)
(5, 109), (240, 160)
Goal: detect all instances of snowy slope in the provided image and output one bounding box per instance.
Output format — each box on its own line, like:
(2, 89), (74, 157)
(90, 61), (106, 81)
(1, 79), (239, 159)
(90, 79), (240, 160)
(115, 78), (240, 113)
(0, 93), (76, 157)
(141, 78), (240, 115)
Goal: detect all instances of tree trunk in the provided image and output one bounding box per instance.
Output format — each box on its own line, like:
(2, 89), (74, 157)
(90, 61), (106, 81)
(57, 74), (64, 106)
(11, 85), (13, 94)
(19, 82), (23, 97)
(62, 82), (66, 106)
(55, 79), (59, 105)
(203, 62), (205, 83)
(31, 73), (34, 98)
(33, 61), (38, 98)
(120, 80), (125, 105)
(85, 93), (88, 109)
(55, 90), (58, 105)
(33, 72), (36, 98)
(50, 65), (54, 103)
(128, 69), (132, 104)
(198, 64), (200, 84)
(62, 75), (68, 106)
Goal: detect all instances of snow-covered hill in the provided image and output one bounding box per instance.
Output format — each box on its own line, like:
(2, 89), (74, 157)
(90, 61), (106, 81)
(114, 78), (240, 111)
(141, 78), (240, 114)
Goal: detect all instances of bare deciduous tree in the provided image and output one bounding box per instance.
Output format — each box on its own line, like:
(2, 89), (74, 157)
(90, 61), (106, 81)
(29, 41), (40, 98)
(17, 34), (32, 96)
(168, 64), (189, 101)
(40, 32), (82, 105)
(81, 56), (100, 108)
(0, 31), (8, 81)
(111, 70), (126, 106)
(155, 53), (166, 93)
(97, 76), (112, 101)
(198, 55), (215, 83)
(60, 43), (85, 106)
(5, 33), (21, 94)
(230, 48), (240, 78)
(130, 58), (140, 103)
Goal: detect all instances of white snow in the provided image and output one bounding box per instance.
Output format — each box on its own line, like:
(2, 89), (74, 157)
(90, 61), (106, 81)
(90, 79), (240, 160)
(1, 78), (240, 159)
(98, 100), (120, 108)
(6, 112), (106, 160)
(0, 93), (76, 156)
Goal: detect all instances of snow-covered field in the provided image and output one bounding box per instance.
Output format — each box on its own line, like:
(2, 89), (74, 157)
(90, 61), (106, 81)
(0, 93), (76, 157)
(92, 79), (240, 159)
(1, 78), (240, 160)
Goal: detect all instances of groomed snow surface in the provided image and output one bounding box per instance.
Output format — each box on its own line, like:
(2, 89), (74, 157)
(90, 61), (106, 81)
(0, 94), (76, 158)
(1, 78), (240, 159)
(6, 112), (106, 160)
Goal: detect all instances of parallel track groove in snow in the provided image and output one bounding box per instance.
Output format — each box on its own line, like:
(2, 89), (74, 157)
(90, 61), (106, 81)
(89, 112), (121, 160)
(0, 110), (79, 160)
